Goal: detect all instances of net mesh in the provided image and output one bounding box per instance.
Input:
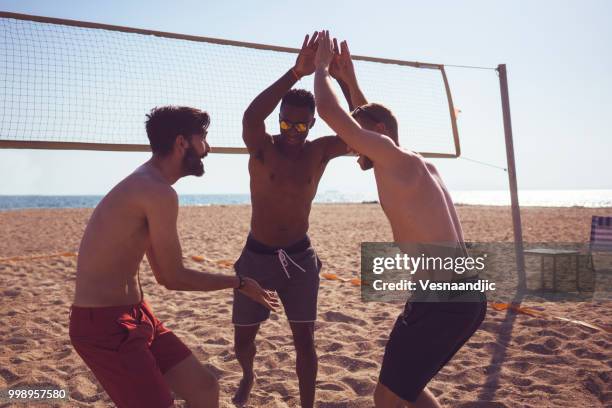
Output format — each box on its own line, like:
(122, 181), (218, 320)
(0, 14), (458, 155)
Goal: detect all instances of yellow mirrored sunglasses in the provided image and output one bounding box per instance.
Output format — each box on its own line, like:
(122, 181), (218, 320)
(279, 120), (309, 133)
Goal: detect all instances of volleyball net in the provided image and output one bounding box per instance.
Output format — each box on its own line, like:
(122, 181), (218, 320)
(0, 12), (460, 157)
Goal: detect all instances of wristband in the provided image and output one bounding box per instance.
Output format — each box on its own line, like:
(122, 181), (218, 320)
(236, 275), (245, 290)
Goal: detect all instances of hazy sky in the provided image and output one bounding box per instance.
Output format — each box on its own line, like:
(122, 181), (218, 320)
(0, 0), (610, 195)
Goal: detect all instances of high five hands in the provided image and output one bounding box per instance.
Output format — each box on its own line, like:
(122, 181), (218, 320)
(294, 30), (354, 81)
(329, 38), (357, 84)
(293, 31), (320, 78)
(314, 30), (334, 70)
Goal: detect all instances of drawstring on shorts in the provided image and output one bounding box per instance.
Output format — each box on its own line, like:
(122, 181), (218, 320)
(276, 248), (306, 279)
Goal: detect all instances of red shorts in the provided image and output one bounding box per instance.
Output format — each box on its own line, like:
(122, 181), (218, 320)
(69, 300), (192, 408)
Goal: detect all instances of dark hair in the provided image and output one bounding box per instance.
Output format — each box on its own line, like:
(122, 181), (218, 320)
(352, 103), (399, 145)
(280, 88), (315, 113)
(145, 106), (210, 156)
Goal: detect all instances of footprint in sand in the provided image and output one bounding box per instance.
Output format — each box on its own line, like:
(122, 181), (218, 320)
(3, 289), (20, 297)
(456, 382), (485, 392)
(341, 376), (375, 396)
(531, 369), (568, 386)
(56, 347), (73, 360)
(572, 347), (608, 360)
(0, 368), (19, 383)
(455, 402), (509, 408)
(506, 360), (532, 374)
(6, 337), (27, 345)
(543, 338), (560, 349)
(319, 354), (378, 373)
(323, 342), (343, 352)
(204, 337), (230, 345)
(527, 383), (560, 394)
(537, 328), (569, 340)
(317, 381), (347, 392)
(203, 363), (225, 379)
(321, 311), (367, 326)
(523, 342), (556, 355)
(582, 375), (606, 401)
(510, 377), (533, 387)
(318, 364), (343, 376)
(272, 351), (291, 363)
(68, 375), (100, 403)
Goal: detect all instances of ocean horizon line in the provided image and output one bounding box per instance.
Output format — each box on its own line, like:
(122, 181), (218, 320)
(1, 189), (612, 210)
(2, 188), (611, 196)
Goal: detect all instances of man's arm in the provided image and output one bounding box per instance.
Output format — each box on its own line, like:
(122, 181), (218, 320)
(145, 188), (233, 291)
(316, 39), (369, 161)
(145, 185), (278, 310)
(315, 73), (396, 163)
(313, 135), (349, 162)
(314, 33), (399, 164)
(243, 32), (320, 154)
(336, 80), (354, 111)
(242, 69), (297, 154)
(330, 39), (368, 111)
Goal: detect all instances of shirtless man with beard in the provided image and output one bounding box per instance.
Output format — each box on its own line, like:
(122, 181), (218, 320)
(70, 106), (278, 408)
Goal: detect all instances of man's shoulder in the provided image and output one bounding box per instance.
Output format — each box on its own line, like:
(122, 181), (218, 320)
(247, 133), (276, 161)
(423, 159), (439, 175)
(383, 149), (431, 180)
(301, 136), (340, 154)
(398, 148), (433, 165)
(244, 125), (274, 153)
(307, 135), (333, 149)
(296, 139), (333, 163)
(122, 169), (177, 204)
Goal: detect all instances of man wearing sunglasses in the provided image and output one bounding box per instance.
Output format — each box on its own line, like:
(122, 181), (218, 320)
(231, 31), (354, 407)
(314, 31), (487, 408)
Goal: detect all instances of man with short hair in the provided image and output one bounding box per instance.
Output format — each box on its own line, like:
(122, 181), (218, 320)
(314, 32), (487, 408)
(70, 106), (278, 408)
(232, 32), (352, 407)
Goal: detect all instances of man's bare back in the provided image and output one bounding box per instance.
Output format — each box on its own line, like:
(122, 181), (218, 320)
(372, 151), (463, 244)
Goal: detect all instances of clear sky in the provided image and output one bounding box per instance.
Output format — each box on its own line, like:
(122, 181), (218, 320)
(0, 0), (610, 195)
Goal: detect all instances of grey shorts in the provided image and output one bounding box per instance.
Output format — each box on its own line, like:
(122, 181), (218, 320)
(232, 234), (322, 326)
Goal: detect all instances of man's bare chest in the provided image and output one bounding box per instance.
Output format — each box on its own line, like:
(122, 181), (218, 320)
(250, 152), (325, 191)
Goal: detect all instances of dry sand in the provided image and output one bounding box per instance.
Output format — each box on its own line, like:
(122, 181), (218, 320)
(0, 204), (610, 407)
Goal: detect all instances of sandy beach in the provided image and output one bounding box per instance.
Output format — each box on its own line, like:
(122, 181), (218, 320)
(0, 204), (610, 407)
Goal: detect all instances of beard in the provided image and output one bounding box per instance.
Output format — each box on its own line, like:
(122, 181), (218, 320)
(182, 143), (205, 177)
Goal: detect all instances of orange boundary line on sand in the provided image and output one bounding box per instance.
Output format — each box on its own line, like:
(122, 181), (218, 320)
(2, 253), (362, 287)
(4, 253), (608, 333)
(490, 302), (611, 334)
(0, 252), (78, 262)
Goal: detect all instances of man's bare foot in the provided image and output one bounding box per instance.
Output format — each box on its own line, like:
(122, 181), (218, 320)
(232, 373), (255, 406)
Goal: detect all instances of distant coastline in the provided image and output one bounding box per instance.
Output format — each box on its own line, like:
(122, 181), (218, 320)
(1, 190), (611, 211)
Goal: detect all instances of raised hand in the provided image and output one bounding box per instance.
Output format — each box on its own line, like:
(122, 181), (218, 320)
(329, 38), (341, 79)
(314, 30), (334, 70)
(293, 31), (320, 78)
(239, 277), (280, 311)
(329, 39), (357, 84)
